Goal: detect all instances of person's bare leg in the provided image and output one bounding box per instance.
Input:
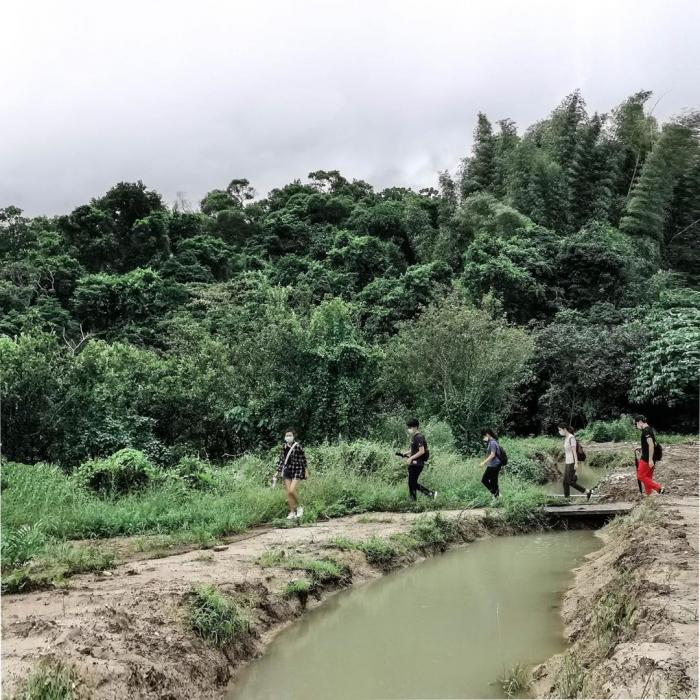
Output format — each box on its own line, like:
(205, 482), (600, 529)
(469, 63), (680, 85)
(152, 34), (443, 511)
(285, 479), (298, 513)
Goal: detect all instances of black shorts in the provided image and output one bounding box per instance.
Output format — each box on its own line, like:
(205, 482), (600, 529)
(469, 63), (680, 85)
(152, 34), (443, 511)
(282, 465), (306, 480)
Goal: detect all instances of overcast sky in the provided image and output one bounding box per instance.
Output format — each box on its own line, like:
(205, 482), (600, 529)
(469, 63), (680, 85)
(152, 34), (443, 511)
(2, 0), (698, 216)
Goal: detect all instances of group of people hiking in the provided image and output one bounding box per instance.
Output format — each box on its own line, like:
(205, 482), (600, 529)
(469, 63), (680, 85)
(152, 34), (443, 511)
(272, 415), (665, 520)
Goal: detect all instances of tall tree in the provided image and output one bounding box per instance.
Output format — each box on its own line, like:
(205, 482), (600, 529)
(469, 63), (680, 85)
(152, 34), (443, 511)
(461, 113), (497, 197)
(620, 114), (700, 251)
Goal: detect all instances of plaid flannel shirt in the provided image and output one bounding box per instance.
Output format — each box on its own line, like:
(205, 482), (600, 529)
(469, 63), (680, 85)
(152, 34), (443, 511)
(276, 443), (307, 474)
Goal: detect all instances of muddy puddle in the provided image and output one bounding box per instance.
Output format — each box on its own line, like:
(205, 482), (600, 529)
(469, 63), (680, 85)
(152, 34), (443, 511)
(229, 530), (600, 699)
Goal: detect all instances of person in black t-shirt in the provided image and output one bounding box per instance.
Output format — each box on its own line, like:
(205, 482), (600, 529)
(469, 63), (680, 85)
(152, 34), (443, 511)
(634, 415), (664, 496)
(402, 418), (437, 501)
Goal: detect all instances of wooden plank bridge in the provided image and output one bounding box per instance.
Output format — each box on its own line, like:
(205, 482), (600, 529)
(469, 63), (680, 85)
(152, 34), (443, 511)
(543, 501), (634, 524)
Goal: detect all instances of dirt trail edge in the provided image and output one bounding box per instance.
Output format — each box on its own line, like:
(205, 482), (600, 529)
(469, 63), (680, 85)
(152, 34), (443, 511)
(534, 442), (699, 699)
(2, 508), (492, 699)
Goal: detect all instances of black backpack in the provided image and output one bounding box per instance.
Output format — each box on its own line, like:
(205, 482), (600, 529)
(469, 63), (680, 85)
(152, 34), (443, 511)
(575, 439), (586, 462)
(653, 442), (663, 462)
(498, 445), (508, 466)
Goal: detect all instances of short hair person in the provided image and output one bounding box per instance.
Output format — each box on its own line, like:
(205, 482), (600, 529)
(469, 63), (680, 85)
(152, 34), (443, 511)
(402, 418), (437, 501)
(479, 428), (502, 499)
(634, 415), (664, 496)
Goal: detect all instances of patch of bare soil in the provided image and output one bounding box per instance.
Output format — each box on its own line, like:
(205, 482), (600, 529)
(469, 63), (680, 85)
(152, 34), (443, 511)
(534, 443), (699, 699)
(1, 509), (488, 699)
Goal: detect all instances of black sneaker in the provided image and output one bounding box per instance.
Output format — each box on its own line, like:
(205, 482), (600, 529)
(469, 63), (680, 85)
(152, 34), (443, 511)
(586, 490), (592, 502)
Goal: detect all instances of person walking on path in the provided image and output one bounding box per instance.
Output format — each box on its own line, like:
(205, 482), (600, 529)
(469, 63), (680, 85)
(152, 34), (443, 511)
(402, 418), (437, 501)
(479, 428), (503, 499)
(274, 428), (308, 519)
(558, 424), (592, 501)
(634, 415), (664, 496)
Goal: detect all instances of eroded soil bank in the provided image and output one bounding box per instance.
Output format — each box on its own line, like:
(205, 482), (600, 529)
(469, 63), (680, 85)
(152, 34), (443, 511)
(534, 443), (699, 698)
(2, 509), (496, 699)
(2, 443), (697, 699)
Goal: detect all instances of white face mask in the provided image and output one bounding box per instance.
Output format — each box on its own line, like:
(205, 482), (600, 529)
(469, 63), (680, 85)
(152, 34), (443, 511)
(285, 435), (294, 444)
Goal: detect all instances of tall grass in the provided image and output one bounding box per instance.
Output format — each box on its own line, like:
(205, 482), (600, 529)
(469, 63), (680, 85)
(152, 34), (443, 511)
(1, 439), (558, 589)
(14, 658), (76, 700)
(187, 585), (249, 647)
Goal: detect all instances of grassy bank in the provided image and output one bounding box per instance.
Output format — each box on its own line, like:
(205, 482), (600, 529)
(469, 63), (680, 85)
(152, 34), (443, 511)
(1, 445), (545, 592)
(1, 428), (652, 593)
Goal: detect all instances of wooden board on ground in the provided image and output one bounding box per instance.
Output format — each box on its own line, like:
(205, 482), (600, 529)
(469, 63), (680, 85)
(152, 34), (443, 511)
(544, 502), (634, 517)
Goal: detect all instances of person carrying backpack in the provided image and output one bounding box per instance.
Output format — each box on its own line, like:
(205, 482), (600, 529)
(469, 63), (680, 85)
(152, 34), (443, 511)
(557, 424), (592, 501)
(634, 415), (664, 496)
(402, 418), (437, 501)
(479, 428), (504, 499)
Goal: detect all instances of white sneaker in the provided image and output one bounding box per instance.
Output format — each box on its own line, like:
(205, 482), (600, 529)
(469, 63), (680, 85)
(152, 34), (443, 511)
(296, 506), (304, 518)
(286, 511), (297, 520)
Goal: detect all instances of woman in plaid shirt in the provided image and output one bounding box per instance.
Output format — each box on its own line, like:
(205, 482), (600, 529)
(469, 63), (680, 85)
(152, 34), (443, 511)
(275, 428), (308, 520)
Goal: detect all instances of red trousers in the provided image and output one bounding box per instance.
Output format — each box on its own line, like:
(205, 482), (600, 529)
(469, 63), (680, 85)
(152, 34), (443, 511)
(637, 459), (662, 495)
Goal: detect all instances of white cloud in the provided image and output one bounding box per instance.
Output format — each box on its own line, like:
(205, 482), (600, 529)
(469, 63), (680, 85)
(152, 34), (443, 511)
(1, 0), (698, 214)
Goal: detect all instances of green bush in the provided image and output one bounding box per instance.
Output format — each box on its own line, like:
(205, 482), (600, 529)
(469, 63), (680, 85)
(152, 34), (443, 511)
(406, 513), (457, 548)
(188, 584), (249, 647)
(586, 451), (630, 471)
(73, 448), (156, 497)
(503, 454), (549, 484)
(1, 523), (47, 568)
(168, 456), (215, 490)
(499, 487), (548, 531)
(579, 416), (636, 443)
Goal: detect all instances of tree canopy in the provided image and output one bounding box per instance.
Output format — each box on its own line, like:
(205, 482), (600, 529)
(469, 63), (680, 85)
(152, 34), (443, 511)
(1, 91), (698, 465)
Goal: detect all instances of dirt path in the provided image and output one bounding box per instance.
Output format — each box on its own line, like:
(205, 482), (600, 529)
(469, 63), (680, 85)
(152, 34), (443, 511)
(534, 442), (699, 698)
(1, 509), (487, 699)
(2, 442), (696, 699)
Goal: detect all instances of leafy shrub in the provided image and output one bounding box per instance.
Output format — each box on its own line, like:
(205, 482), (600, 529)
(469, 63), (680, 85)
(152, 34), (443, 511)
(579, 416), (637, 442)
(406, 513), (457, 549)
(1, 523), (47, 567)
(423, 419), (456, 451)
(307, 440), (396, 477)
(586, 451), (630, 471)
(188, 584), (249, 647)
(169, 456), (214, 490)
(504, 454), (549, 484)
(73, 449), (155, 497)
(500, 489), (548, 531)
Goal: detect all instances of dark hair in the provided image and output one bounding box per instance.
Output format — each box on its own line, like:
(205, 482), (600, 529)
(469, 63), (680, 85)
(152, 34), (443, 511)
(406, 418), (420, 428)
(557, 423), (575, 433)
(480, 427), (498, 440)
(633, 415), (648, 424)
(284, 427), (297, 436)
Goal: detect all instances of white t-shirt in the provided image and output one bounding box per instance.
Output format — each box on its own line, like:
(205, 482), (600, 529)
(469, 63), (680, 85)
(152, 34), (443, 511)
(564, 434), (577, 464)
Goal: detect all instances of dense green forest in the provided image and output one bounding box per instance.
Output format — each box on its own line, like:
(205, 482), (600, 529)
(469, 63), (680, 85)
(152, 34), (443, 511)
(1, 90), (698, 469)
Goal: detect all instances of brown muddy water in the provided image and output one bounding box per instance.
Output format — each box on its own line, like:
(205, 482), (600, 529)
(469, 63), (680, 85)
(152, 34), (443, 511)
(228, 530), (600, 700)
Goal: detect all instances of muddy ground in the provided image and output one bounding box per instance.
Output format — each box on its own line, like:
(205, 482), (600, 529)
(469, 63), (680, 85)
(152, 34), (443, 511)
(534, 442), (699, 698)
(1, 509), (491, 699)
(2, 442), (697, 699)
